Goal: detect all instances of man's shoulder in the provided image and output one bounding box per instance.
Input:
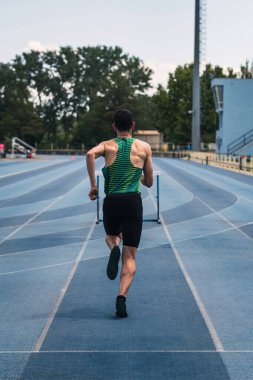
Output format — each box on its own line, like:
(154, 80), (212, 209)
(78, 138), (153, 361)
(103, 139), (118, 153)
(134, 138), (150, 146)
(99, 138), (116, 146)
(134, 139), (151, 151)
(105, 138), (117, 144)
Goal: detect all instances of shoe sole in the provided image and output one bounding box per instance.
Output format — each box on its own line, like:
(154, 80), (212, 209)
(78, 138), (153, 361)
(116, 297), (128, 317)
(116, 311), (128, 318)
(106, 246), (120, 280)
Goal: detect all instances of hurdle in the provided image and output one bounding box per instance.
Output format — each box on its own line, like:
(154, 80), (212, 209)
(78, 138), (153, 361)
(95, 170), (161, 224)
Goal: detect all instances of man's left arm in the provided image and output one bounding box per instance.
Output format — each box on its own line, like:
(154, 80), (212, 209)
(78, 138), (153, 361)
(86, 143), (105, 200)
(141, 144), (153, 188)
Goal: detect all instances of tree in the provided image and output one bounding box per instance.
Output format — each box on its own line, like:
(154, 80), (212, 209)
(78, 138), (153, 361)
(0, 63), (43, 146)
(240, 59), (253, 79)
(8, 45), (153, 147)
(152, 63), (236, 145)
(152, 64), (193, 144)
(72, 67), (153, 148)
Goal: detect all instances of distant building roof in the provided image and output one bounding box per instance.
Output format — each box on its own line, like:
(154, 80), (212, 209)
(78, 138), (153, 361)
(134, 130), (160, 135)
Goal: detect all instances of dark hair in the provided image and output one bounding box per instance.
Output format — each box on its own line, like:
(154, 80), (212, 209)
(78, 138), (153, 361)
(113, 109), (133, 131)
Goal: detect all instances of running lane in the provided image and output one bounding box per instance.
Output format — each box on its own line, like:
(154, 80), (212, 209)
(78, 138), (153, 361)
(19, 158), (233, 379)
(1, 157), (253, 379)
(0, 156), (98, 378)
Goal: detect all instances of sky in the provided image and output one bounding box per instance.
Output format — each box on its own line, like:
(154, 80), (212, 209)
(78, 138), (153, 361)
(1, 0), (253, 90)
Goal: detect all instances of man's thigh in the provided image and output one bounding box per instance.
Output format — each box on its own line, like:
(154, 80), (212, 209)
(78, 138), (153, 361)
(103, 193), (143, 244)
(122, 194), (143, 248)
(103, 196), (121, 235)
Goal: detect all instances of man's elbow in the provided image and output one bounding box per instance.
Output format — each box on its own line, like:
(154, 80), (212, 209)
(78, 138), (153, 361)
(86, 151), (95, 161)
(145, 177), (153, 188)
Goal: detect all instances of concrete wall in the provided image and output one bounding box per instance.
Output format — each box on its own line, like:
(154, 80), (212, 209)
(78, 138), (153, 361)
(212, 79), (253, 154)
(133, 131), (164, 150)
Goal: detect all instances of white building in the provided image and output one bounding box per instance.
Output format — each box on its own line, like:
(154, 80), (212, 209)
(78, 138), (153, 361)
(133, 130), (164, 150)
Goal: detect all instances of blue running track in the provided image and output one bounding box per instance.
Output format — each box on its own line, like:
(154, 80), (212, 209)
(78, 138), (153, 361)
(0, 155), (253, 379)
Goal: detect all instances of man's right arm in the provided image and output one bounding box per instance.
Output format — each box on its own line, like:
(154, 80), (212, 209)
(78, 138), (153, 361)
(86, 142), (105, 200)
(141, 144), (153, 188)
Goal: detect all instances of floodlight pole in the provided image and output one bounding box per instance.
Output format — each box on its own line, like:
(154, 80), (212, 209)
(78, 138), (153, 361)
(191, 0), (201, 151)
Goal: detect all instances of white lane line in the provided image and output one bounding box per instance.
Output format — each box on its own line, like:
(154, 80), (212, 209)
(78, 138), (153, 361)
(0, 244), (168, 276)
(162, 159), (253, 205)
(0, 249), (105, 276)
(0, 350), (218, 353)
(193, 194), (253, 244)
(0, 159), (76, 179)
(155, 159), (239, 204)
(173, 223), (251, 245)
(1, 218), (251, 272)
(0, 168), (39, 179)
(153, 163), (194, 199)
(32, 216), (97, 353)
(1, 349), (253, 353)
(27, 210), (94, 226)
(0, 238), (180, 276)
(167, 196), (241, 227)
(0, 260), (78, 276)
(156, 160), (253, 243)
(0, 162), (85, 208)
(33, 349), (253, 353)
(0, 161), (103, 244)
(240, 195), (253, 204)
(148, 188), (225, 353)
(0, 241), (85, 259)
(153, 163), (194, 209)
(239, 195), (253, 203)
(0, 179), (86, 245)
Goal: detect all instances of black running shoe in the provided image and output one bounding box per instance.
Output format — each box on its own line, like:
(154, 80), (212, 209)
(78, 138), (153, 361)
(116, 295), (128, 318)
(106, 246), (120, 280)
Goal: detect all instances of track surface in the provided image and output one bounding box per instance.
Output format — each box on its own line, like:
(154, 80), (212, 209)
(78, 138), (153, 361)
(0, 155), (253, 379)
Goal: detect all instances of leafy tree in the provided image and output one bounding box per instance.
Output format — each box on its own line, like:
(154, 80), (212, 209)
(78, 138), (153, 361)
(240, 59), (253, 78)
(8, 45), (153, 147)
(72, 68), (152, 148)
(152, 64), (193, 144)
(0, 63), (43, 146)
(151, 63), (236, 145)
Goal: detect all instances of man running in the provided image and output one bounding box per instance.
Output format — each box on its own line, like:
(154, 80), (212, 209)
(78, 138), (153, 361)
(86, 109), (153, 317)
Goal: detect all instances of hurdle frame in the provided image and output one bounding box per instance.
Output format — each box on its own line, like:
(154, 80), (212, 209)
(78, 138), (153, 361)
(95, 171), (161, 224)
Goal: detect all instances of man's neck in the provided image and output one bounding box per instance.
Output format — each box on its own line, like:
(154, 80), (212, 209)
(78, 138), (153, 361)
(117, 131), (132, 138)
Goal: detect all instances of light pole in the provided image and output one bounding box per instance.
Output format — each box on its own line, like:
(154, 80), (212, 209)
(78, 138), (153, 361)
(191, 0), (201, 151)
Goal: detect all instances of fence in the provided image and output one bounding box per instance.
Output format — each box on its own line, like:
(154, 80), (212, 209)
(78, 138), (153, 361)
(184, 151), (253, 174)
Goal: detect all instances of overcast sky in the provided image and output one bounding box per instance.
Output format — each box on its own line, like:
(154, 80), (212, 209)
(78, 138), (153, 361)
(1, 0), (253, 89)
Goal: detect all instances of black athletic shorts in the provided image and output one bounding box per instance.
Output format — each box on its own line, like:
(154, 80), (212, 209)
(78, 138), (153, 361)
(103, 192), (143, 248)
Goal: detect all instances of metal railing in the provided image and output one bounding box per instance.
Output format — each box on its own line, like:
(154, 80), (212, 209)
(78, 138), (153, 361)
(184, 151), (253, 174)
(227, 129), (253, 155)
(11, 137), (36, 158)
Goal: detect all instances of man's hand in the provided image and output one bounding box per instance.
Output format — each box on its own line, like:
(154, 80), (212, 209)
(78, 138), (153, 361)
(88, 186), (98, 201)
(86, 143), (105, 201)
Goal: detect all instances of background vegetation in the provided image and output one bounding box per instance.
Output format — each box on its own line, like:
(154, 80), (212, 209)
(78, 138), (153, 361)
(0, 45), (249, 149)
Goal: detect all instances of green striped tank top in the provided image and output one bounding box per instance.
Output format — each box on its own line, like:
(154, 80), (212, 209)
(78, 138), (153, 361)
(102, 137), (143, 195)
